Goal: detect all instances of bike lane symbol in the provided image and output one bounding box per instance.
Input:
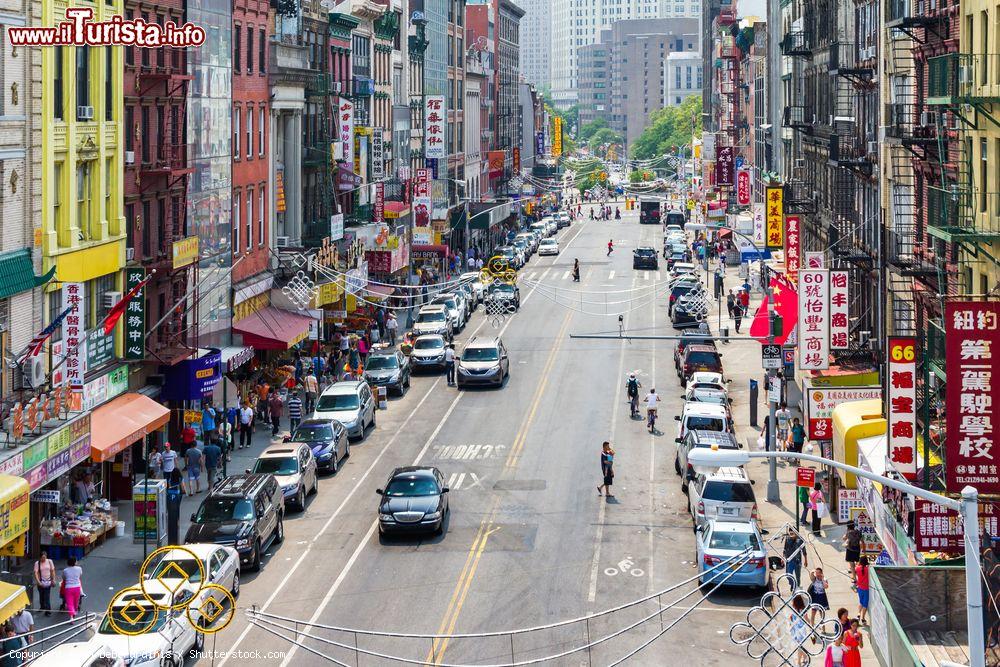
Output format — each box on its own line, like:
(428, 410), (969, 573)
(604, 555), (644, 577)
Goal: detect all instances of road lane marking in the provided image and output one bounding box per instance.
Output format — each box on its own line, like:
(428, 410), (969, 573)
(608, 270), (615, 280)
(562, 270), (570, 280)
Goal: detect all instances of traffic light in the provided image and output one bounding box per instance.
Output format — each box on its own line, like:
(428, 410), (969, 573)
(770, 315), (783, 338)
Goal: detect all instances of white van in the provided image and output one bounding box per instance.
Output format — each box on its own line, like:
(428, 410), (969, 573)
(675, 402), (733, 442)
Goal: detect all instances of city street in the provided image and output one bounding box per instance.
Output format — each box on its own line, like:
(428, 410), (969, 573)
(202, 201), (759, 666)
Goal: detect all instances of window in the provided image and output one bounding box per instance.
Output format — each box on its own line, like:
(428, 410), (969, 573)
(142, 200), (151, 257)
(234, 25), (241, 72)
(247, 27), (254, 74)
(156, 106), (164, 160)
(124, 12), (134, 66)
(233, 105), (240, 159)
(105, 159), (112, 223)
(77, 163), (91, 239)
(94, 273), (116, 323)
(259, 29), (266, 73)
(48, 294), (64, 342)
(156, 198), (165, 253)
(233, 190), (241, 251)
(53, 47), (64, 120)
(125, 203), (135, 251)
(246, 105), (253, 159)
(76, 46), (91, 114)
(125, 106), (134, 152)
(258, 186), (264, 246)
(140, 106), (150, 162)
(246, 188), (253, 248)
(259, 107), (265, 156)
(352, 35), (370, 75)
(141, 14), (149, 67)
(53, 162), (62, 226)
(105, 47), (114, 120)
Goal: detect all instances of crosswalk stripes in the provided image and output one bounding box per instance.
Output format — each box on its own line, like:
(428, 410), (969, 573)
(523, 269), (669, 282)
(562, 270), (571, 280)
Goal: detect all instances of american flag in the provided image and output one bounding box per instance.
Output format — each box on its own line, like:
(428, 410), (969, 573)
(20, 306), (73, 363)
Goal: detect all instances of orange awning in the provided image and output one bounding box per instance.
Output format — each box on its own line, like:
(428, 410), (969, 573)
(91, 393), (170, 462)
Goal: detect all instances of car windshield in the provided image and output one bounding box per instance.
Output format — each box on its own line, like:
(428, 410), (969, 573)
(384, 477), (440, 497)
(686, 416), (725, 432)
(540, 239), (556, 246)
(709, 530), (761, 551)
(673, 284), (699, 296)
(253, 457), (299, 476)
(686, 351), (721, 367)
(414, 338), (445, 350)
(194, 498), (255, 523)
(434, 298), (457, 309)
(366, 355), (399, 370)
(635, 249), (656, 257)
(463, 347), (500, 361)
(418, 311), (446, 323)
(147, 556), (204, 582)
(492, 284), (515, 294)
(690, 391), (727, 405)
(100, 604), (168, 635)
(703, 482), (755, 503)
(293, 424), (334, 441)
(316, 393), (360, 411)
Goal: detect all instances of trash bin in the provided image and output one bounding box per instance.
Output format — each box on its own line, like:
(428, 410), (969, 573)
(720, 326), (729, 343)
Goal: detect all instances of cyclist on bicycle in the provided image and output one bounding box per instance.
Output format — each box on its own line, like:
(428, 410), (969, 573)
(645, 389), (661, 432)
(626, 374), (642, 418)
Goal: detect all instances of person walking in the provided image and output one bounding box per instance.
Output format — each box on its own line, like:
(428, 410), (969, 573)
(607, 239), (614, 256)
(287, 391), (303, 433)
(597, 442), (615, 498)
(238, 401), (254, 450)
(783, 526), (807, 587)
(843, 620), (864, 667)
(799, 483), (811, 526)
(807, 567), (831, 626)
(790, 418), (807, 453)
(185, 444), (203, 495)
(733, 303), (743, 333)
(810, 482), (826, 535)
(201, 402), (218, 447)
(738, 288), (750, 317)
(726, 290), (736, 320)
(0, 626), (19, 667)
(147, 445), (163, 480)
(844, 521), (863, 587)
(203, 439), (222, 489)
(855, 556), (870, 624)
(61, 558), (83, 620)
(10, 608), (33, 649)
(33, 552), (55, 617)
(268, 390), (283, 437)
(386, 314), (399, 345)
(161, 442), (178, 478)
(572, 259), (580, 282)
(776, 403), (792, 445)
(303, 370), (319, 413)
(825, 632), (847, 667)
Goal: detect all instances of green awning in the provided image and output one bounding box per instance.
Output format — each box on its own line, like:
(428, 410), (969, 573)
(0, 250), (55, 300)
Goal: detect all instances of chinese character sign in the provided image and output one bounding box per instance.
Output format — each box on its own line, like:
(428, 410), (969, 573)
(124, 269), (147, 361)
(535, 132), (544, 156)
(373, 183), (384, 224)
(513, 147), (521, 175)
(765, 186), (784, 249)
(371, 131), (385, 180)
(914, 499), (1000, 553)
(797, 269), (829, 370)
(829, 270), (849, 349)
(424, 95), (446, 159)
(413, 168), (432, 228)
(752, 202), (765, 246)
(553, 117), (563, 157)
(62, 283), (86, 390)
(806, 387), (883, 441)
(945, 301), (1000, 493)
(886, 337), (918, 479)
(338, 98), (354, 165)
(716, 146), (734, 186)
(737, 169), (751, 205)
(785, 215), (801, 282)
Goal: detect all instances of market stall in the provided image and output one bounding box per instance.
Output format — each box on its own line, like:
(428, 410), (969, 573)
(38, 496), (120, 560)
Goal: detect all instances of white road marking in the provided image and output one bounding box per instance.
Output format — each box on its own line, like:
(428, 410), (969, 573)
(562, 270), (571, 280)
(643, 271), (650, 280)
(608, 270), (615, 280)
(656, 272), (661, 281)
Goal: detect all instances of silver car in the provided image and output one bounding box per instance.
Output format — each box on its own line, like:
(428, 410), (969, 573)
(432, 293), (467, 331)
(460, 273), (485, 305)
(250, 442), (319, 510)
(410, 334), (448, 371)
(413, 305), (453, 340)
(688, 467), (758, 528)
(313, 380), (377, 439)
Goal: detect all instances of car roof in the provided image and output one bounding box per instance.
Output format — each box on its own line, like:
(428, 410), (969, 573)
(209, 473), (272, 497)
(682, 402), (729, 416)
(159, 543), (218, 560)
(390, 466), (439, 478)
(322, 380), (366, 395)
(368, 347), (400, 357)
(539, 237), (557, 242)
(635, 246), (656, 252)
(299, 417), (340, 428)
(31, 641), (117, 665)
(414, 334), (446, 343)
(465, 336), (502, 348)
(691, 371), (724, 381)
(688, 430), (739, 446)
(419, 304), (447, 312)
(708, 518), (758, 533)
(686, 344), (719, 353)
(703, 466), (750, 482)
(260, 443), (305, 458)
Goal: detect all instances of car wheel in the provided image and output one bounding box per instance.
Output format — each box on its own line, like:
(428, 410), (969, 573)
(405, 374), (411, 388)
(296, 488), (305, 510)
(681, 480), (689, 494)
(344, 440), (351, 458)
(330, 452), (338, 473)
(250, 541), (262, 572)
(371, 411), (377, 428)
(275, 517), (285, 543)
(231, 570), (241, 598)
(674, 454), (681, 475)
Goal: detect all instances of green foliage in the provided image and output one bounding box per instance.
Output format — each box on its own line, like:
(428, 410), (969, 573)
(629, 170), (654, 183)
(630, 95), (703, 160)
(588, 127), (623, 149)
(578, 118), (609, 142)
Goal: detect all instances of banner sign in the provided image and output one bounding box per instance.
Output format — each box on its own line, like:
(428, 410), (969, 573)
(171, 236), (199, 269)
(765, 186), (783, 249)
(488, 151), (505, 178)
(716, 146), (734, 186)
(513, 147), (521, 174)
(413, 168), (432, 227)
(737, 169), (751, 205)
(945, 301), (1000, 493)
(424, 95), (446, 158)
(785, 215), (801, 282)
(338, 98), (354, 165)
(829, 270), (849, 349)
(886, 337), (918, 479)
(371, 131), (385, 180)
(804, 251), (825, 269)
(535, 131), (544, 156)
(914, 499), (1000, 553)
(330, 213), (344, 242)
(336, 164), (361, 192)
(553, 117), (563, 157)
(806, 386), (882, 441)
(123, 268), (147, 361)
(62, 283), (85, 390)
(373, 183), (384, 224)
(752, 202), (765, 246)
(798, 269), (830, 370)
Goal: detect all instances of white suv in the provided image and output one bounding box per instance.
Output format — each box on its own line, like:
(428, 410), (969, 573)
(688, 467), (759, 528)
(413, 304), (454, 340)
(313, 380), (377, 440)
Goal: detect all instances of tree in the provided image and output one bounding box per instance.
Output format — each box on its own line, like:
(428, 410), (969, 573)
(578, 118), (609, 143)
(588, 127), (623, 149)
(630, 95), (703, 160)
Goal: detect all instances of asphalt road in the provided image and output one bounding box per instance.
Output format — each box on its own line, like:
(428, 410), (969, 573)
(204, 201), (760, 667)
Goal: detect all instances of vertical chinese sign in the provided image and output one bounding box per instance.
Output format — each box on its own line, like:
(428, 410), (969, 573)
(752, 202), (765, 246)
(886, 337), (918, 479)
(945, 301), (1000, 493)
(716, 146), (734, 186)
(552, 117), (563, 157)
(424, 95), (446, 159)
(765, 186), (783, 249)
(798, 269), (830, 370)
(736, 169), (751, 206)
(785, 215), (801, 282)
(373, 183), (385, 224)
(124, 268), (147, 361)
(513, 147), (521, 175)
(62, 283), (85, 393)
(413, 168), (432, 242)
(829, 270), (849, 349)
(371, 131), (385, 180)
(535, 132), (544, 156)
(339, 98), (354, 166)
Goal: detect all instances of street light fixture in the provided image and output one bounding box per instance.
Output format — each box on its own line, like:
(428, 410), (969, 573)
(688, 446), (985, 667)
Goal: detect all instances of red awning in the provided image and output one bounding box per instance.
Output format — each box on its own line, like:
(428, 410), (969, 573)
(367, 284), (396, 297)
(91, 394), (171, 462)
(717, 228), (733, 239)
(412, 244), (450, 257)
(233, 306), (314, 350)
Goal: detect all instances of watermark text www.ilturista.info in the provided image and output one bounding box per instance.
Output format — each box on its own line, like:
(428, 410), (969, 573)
(7, 8), (205, 47)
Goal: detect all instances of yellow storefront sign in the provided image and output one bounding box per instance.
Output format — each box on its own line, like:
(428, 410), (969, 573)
(172, 236), (200, 269)
(0, 475), (29, 554)
(233, 292), (269, 324)
(313, 280), (345, 308)
(765, 186), (784, 250)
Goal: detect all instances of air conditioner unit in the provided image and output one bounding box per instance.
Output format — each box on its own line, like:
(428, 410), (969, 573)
(920, 111), (933, 126)
(959, 65), (972, 85)
(77, 106), (94, 121)
(794, 158), (806, 168)
(331, 81), (343, 94)
(126, 247), (135, 261)
(275, 236), (290, 248)
(103, 291), (123, 310)
(868, 141), (879, 155)
(23, 358), (45, 388)
(125, 151), (135, 165)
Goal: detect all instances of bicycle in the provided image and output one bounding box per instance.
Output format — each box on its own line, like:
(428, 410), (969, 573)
(647, 409), (657, 432)
(629, 393), (639, 418)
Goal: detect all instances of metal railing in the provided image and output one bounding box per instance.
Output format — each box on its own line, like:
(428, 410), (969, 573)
(928, 53), (1000, 103)
(780, 31), (813, 57)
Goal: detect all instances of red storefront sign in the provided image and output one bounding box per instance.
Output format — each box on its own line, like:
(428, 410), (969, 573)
(945, 301), (1000, 493)
(887, 337), (918, 479)
(785, 215), (801, 282)
(796, 467), (816, 488)
(373, 183), (384, 224)
(829, 270), (850, 349)
(914, 499), (1000, 553)
(737, 169), (751, 206)
(805, 386), (882, 441)
(513, 147), (521, 174)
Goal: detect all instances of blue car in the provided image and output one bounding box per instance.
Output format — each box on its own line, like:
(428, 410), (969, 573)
(696, 518), (769, 590)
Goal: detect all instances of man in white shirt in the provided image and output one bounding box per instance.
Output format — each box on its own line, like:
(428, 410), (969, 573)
(386, 314), (399, 345)
(444, 344), (456, 386)
(645, 389), (661, 432)
(161, 443), (178, 475)
(239, 402), (254, 449)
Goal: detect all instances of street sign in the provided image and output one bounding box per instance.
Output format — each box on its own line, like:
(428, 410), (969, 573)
(796, 467), (816, 488)
(767, 377), (782, 403)
(761, 344), (782, 369)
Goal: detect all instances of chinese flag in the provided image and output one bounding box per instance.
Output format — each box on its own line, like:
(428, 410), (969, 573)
(101, 274), (152, 334)
(749, 274), (798, 345)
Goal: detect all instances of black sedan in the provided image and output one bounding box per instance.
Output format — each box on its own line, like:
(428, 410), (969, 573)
(672, 294), (709, 329)
(377, 467), (450, 535)
(287, 418), (350, 473)
(633, 247), (659, 270)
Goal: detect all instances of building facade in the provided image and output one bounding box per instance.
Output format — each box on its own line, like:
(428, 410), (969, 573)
(577, 36), (611, 128)
(664, 50), (703, 107)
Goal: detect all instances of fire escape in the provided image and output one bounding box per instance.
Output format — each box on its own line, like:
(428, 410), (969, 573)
(714, 8), (739, 205)
(304, 71), (334, 247)
(780, 13), (818, 214)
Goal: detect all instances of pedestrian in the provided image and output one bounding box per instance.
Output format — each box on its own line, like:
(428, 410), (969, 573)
(789, 595), (811, 665)
(572, 259), (580, 282)
(161, 442), (178, 477)
(607, 239), (614, 256)
(303, 370), (319, 413)
(733, 304), (743, 333)
(843, 521), (862, 587)
(738, 288), (750, 316)
(726, 290), (736, 319)
(203, 439), (222, 488)
(201, 401), (217, 446)
(783, 526), (807, 587)
(810, 482), (827, 535)
(268, 390), (283, 436)
(180, 423), (197, 456)
(287, 391), (303, 433)
(855, 556), (870, 624)
(185, 444), (203, 495)
(843, 620), (864, 667)
(0, 626), (18, 667)
(807, 567), (830, 626)
(445, 344), (457, 386)
(798, 483), (811, 526)
(825, 632), (847, 667)
(386, 314), (399, 345)
(790, 418), (807, 453)
(597, 441), (615, 498)
(10, 608), (33, 649)
(61, 558), (83, 620)
(776, 403), (792, 444)
(238, 401), (254, 450)
(147, 444), (163, 479)
(32, 552), (55, 617)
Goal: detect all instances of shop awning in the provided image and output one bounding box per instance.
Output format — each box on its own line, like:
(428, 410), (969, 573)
(384, 201), (410, 219)
(717, 228), (733, 239)
(0, 249), (55, 300)
(91, 393), (171, 463)
(220, 346), (254, 373)
(412, 244), (450, 257)
(0, 475), (28, 553)
(365, 284), (396, 300)
(232, 306), (313, 350)
(0, 582), (28, 625)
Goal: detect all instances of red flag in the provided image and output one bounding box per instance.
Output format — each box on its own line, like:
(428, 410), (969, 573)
(749, 274), (798, 345)
(102, 275), (151, 334)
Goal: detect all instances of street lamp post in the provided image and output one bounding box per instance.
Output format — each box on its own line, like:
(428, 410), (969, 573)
(688, 446), (985, 667)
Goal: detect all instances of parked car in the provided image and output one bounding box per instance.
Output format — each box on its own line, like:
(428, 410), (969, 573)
(529, 222), (548, 239)
(288, 418), (350, 473)
(410, 334), (448, 372)
(538, 238), (560, 256)
(633, 246), (659, 270)
(143, 543), (242, 602)
(515, 232), (538, 253)
(669, 262), (698, 277)
(495, 246), (522, 269)
(544, 218), (558, 235)
(679, 345), (724, 386)
(432, 294), (467, 332)
(249, 442), (318, 511)
(688, 467), (758, 528)
(672, 294), (709, 328)
(668, 278), (704, 315)
(686, 371), (730, 393)
(460, 273), (485, 305)
(485, 283), (520, 311)
(185, 474), (284, 572)
(555, 211), (571, 228)
(94, 586), (204, 667)
(675, 429), (742, 491)
(674, 332), (717, 372)
(313, 380), (377, 439)
(412, 305), (454, 340)
(32, 641), (125, 667)
(511, 237), (532, 262)
(457, 336), (510, 388)
(696, 518), (769, 590)
(364, 346), (412, 395)
(675, 402), (733, 448)
(377, 466), (450, 535)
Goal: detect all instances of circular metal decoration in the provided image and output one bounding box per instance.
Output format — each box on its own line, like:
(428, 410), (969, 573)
(486, 255), (509, 276)
(282, 270), (319, 310)
(138, 545), (207, 611)
(186, 584), (238, 635)
(104, 587), (161, 637)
